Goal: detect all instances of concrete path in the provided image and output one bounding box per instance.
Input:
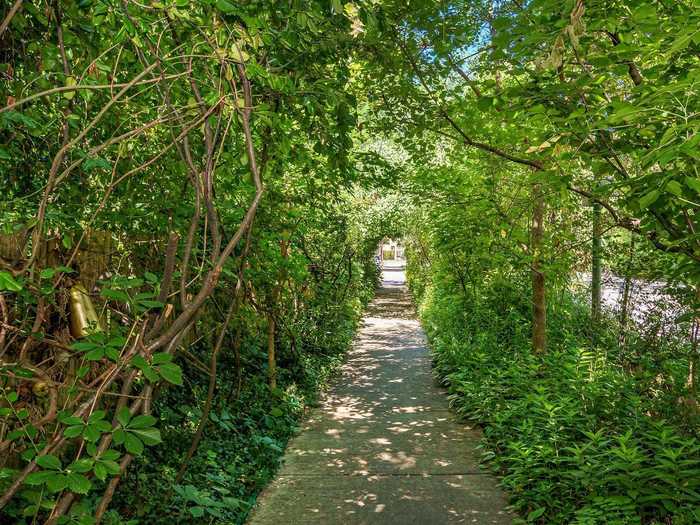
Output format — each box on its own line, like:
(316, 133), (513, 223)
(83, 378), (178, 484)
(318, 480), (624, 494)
(248, 271), (512, 524)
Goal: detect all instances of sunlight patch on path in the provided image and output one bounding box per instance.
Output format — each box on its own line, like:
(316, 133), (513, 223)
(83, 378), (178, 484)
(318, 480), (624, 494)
(247, 283), (513, 524)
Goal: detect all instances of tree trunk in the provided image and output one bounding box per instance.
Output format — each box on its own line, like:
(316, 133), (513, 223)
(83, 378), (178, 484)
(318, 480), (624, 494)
(267, 313), (277, 390)
(531, 183), (546, 353)
(267, 238), (289, 391)
(591, 200), (602, 344)
(618, 235), (634, 347)
(688, 286), (700, 399)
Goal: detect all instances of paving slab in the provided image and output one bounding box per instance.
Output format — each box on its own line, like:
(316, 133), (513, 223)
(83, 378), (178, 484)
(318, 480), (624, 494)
(247, 282), (513, 524)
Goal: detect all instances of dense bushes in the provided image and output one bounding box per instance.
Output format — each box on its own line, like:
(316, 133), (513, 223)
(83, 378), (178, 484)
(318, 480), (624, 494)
(105, 265), (375, 524)
(0, 1), (375, 521)
(410, 269), (700, 524)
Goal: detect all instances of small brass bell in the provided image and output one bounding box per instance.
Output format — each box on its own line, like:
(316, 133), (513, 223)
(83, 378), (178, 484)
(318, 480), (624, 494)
(70, 284), (103, 338)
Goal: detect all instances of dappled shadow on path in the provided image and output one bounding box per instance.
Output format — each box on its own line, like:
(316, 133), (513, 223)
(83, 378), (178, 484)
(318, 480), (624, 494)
(248, 285), (513, 524)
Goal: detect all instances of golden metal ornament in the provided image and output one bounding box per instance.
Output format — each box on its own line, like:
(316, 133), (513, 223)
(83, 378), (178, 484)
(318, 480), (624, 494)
(69, 284), (102, 338)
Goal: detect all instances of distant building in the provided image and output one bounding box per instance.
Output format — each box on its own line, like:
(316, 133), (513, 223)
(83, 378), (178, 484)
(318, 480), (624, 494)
(378, 238), (404, 261)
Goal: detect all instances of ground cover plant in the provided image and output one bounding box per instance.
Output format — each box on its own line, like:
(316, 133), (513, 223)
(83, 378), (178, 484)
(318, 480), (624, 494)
(1, 0), (699, 523)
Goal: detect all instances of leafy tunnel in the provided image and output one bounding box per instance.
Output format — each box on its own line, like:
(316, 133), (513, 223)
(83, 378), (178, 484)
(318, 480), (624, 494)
(0, 0), (699, 524)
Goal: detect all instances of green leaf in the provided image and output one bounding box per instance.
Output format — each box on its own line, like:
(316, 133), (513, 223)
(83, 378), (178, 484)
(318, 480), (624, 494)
(158, 362), (183, 385)
(83, 424), (104, 442)
(64, 76), (77, 100)
(123, 433), (144, 455)
(101, 289), (130, 302)
(36, 455), (62, 470)
(101, 449), (120, 461)
(215, 0), (236, 14)
(638, 189), (660, 210)
(88, 410), (106, 423)
(101, 459), (121, 475)
(46, 474), (69, 492)
(331, 0), (343, 14)
(82, 157), (111, 172)
(85, 348), (105, 361)
(70, 341), (100, 352)
(0, 271), (23, 292)
(93, 462), (107, 481)
(68, 459), (93, 473)
(152, 352), (172, 365)
(112, 428), (126, 445)
(25, 471), (55, 485)
(129, 415), (156, 429)
(666, 180), (683, 196)
(59, 414), (83, 426)
(116, 407), (131, 427)
(130, 355), (149, 370)
(143, 366), (160, 382)
(66, 473), (92, 494)
(64, 425), (83, 438)
(528, 507), (546, 521)
(131, 427), (161, 446)
(138, 299), (164, 309)
(685, 177), (700, 194)
(40, 268), (56, 279)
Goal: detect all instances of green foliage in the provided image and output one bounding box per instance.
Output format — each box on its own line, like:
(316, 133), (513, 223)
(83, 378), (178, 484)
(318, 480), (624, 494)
(2, 0), (699, 522)
(412, 270), (700, 524)
(107, 257), (373, 524)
